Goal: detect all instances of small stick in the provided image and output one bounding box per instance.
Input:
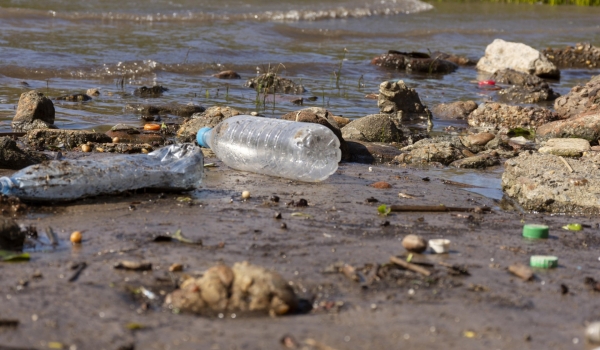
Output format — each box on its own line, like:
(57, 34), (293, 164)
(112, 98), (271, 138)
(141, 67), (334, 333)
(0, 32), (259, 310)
(560, 157), (574, 173)
(68, 262), (88, 282)
(390, 256), (431, 276)
(389, 205), (490, 213)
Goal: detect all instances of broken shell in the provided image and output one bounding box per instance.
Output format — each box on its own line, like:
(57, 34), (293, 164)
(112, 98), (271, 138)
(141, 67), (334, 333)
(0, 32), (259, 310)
(402, 234), (428, 253)
(241, 190), (251, 199)
(81, 144), (91, 152)
(428, 238), (450, 254)
(70, 231), (82, 244)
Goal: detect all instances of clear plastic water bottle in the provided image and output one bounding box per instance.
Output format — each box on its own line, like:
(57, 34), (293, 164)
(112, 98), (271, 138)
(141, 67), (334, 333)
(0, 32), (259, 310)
(196, 115), (341, 182)
(0, 143), (203, 201)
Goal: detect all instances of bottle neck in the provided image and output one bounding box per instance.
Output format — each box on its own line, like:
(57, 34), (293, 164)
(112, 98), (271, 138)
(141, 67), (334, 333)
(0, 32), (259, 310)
(196, 127), (213, 148)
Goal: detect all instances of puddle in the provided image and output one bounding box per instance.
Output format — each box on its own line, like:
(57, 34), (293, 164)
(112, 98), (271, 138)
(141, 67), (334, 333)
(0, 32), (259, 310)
(427, 166), (504, 201)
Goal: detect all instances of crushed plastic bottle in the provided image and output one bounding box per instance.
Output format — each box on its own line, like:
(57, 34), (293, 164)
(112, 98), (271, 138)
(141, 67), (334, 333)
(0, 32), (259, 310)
(196, 115), (341, 182)
(0, 143), (203, 201)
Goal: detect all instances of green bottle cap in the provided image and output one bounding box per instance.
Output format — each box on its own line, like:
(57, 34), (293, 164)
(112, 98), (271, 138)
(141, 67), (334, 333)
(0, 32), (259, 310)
(530, 255), (558, 268)
(523, 224), (549, 239)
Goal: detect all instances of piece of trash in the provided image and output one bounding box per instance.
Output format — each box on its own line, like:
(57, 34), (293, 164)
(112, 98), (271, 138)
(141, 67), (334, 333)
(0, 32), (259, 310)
(0, 250), (30, 262)
(439, 262), (470, 276)
(139, 286), (157, 300)
(153, 229), (202, 245)
(390, 256), (431, 276)
(114, 261), (152, 271)
(291, 212), (312, 218)
(177, 197), (192, 202)
(530, 255), (558, 269)
(463, 330), (477, 338)
(0, 319), (19, 327)
(508, 263), (534, 281)
(478, 80), (495, 86)
(125, 322), (146, 330)
(389, 205), (490, 213)
(204, 163), (217, 167)
(196, 115), (341, 182)
(0, 144), (204, 201)
(398, 192), (416, 199)
(377, 204), (391, 216)
(402, 234), (428, 254)
(522, 224), (549, 239)
(563, 223), (583, 231)
(429, 239), (450, 254)
(586, 322), (600, 344)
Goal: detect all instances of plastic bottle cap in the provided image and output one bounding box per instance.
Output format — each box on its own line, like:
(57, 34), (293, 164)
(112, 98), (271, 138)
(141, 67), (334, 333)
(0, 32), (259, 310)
(530, 255), (558, 268)
(522, 224), (549, 239)
(196, 127), (212, 148)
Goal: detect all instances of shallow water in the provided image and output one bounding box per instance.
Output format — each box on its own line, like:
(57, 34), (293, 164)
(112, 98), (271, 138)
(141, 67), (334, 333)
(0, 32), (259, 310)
(1, 0), (599, 134)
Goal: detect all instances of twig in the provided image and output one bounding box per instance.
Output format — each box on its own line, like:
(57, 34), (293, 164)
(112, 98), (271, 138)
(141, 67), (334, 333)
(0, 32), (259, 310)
(68, 262), (88, 282)
(389, 205), (490, 213)
(560, 156), (574, 173)
(390, 256), (431, 276)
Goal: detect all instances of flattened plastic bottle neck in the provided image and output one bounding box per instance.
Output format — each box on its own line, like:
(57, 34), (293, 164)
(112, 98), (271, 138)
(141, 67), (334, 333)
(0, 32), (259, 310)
(196, 127), (213, 148)
(0, 176), (15, 196)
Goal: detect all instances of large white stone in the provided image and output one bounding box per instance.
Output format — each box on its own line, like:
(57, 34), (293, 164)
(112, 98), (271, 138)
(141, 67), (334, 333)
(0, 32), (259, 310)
(477, 39), (559, 79)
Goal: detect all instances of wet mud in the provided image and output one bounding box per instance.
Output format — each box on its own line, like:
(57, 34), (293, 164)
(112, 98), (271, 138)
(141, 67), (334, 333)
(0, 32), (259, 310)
(1, 156), (600, 349)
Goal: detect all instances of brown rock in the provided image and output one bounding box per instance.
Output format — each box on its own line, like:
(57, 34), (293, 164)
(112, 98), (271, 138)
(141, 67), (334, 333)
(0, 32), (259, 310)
(11, 91), (56, 132)
(378, 80), (432, 123)
(402, 234), (428, 253)
(176, 106), (243, 142)
(341, 114), (407, 143)
(371, 181), (392, 189)
(213, 70), (241, 79)
(467, 102), (561, 130)
(345, 141), (403, 164)
(26, 129), (112, 149)
(432, 101), (478, 120)
(536, 111), (600, 142)
(543, 43), (600, 69)
(554, 75), (600, 120)
(0, 137), (46, 170)
(460, 132), (496, 147)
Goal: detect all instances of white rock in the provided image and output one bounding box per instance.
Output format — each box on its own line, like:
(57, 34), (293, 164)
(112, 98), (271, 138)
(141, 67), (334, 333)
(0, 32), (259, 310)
(476, 39), (559, 78)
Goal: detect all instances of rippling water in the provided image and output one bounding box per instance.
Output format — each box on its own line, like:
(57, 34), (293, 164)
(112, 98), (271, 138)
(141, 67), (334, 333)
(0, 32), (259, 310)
(0, 0), (599, 133)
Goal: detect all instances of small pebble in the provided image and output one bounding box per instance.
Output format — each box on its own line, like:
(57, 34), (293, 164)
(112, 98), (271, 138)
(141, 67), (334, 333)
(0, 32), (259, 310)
(112, 137), (120, 143)
(241, 190), (251, 199)
(280, 223), (287, 229)
(169, 263), (183, 272)
(402, 234), (428, 253)
(81, 144), (91, 153)
(70, 231), (82, 244)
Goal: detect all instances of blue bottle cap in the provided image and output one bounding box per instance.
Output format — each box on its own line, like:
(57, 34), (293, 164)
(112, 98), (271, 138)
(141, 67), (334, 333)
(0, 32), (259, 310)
(196, 127), (212, 148)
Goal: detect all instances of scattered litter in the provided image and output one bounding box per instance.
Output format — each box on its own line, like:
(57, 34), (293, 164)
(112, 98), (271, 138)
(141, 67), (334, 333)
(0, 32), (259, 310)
(563, 223), (583, 231)
(530, 255), (558, 269)
(0, 250), (30, 262)
(508, 263), (534, 281)
(522, 224), (549, 239)
(429, 239), (450, 254)
(153, 229), (202, 245)
(390, 256), (431, 276)
(114, 261), (152, 271)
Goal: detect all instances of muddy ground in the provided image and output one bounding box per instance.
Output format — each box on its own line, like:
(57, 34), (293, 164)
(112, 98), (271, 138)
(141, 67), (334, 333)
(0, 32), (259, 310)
(1, 154), (600, 350)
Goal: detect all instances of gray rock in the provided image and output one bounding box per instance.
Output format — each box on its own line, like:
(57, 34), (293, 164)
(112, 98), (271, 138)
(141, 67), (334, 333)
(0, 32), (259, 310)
(0, 218), (24, 250)
(398, 138), (464, 165)
(345, 141), (403, 164)
(0, 137), (47, 170)
(377, 80), (432, 123)
(176, 106), (243, 143)
(26, 129), (112, 150)
(55, 94), (92, 102)
(502, 151), (600, 214)
(467, 102), (561, 130)
(371, 51), (459, 74)
(11, 91), (56, 132)
(133, 85), (168, 97)
(450, 152), (500, 169)
(341, 113), (407, 143)
(490, 69), (559, 103)
(476, 39), (560, 79)
(543, 43), (600, 69)
(432, 101), (478, 120)
(125, 103), (205, 118)
(536, 110), (600, 142)
(554, 75), (600, 120)
(538, 138), (591, 157)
